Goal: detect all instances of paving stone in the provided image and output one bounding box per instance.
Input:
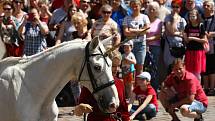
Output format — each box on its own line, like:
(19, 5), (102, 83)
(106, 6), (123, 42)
(58, 96), (215, 121)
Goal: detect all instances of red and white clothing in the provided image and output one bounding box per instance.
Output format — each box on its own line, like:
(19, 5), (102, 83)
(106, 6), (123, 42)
(184, 24), (206, 73)
(133, 85), (158, 112)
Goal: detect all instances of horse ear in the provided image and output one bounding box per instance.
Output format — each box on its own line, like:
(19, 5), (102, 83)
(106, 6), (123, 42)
(90, 36), (99, 50)
(101, 34), (116, 46)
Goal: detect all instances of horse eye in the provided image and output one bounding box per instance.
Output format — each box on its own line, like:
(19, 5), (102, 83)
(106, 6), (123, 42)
(94, 65), (102, 72)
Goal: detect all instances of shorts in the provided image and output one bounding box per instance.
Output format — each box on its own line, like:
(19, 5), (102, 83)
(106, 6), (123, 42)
(132, 42), (146, 65)
(182, 100), (207, 114)
(123, 72), (134, 83)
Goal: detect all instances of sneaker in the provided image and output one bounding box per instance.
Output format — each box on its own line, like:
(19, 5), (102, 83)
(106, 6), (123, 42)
(194, 114), (204, 121)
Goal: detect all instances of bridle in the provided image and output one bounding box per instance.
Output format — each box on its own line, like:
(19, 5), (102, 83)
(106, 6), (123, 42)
(78, 42), (115, 94)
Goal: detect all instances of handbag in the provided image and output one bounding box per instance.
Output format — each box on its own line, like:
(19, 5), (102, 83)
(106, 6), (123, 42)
(166, 36), (186, 58)
(169, 46), (186, 58)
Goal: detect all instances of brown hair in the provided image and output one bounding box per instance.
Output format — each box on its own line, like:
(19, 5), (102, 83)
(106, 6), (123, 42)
(187, 9), (203, 24)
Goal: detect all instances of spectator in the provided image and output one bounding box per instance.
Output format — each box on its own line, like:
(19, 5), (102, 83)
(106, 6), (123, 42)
(55, 5), (77, 45)
(91, 4), (120, 48)
(18, 7), (49, 56)
(71, 11), (91, 40)
(79, 0), (91, 18)
(51, 0), (79, 12)
(163, 0), (186, 68)
(79, 0), (93, 29)
(0, 1), (21, 57)
(146, 1), (162, 91)
(88, 0), (102, 22)
(159, 58), (208, 121)
(183, 9), (207, 81)
(123, 0), (150, 75)
(100, 0), (110, 5)
(75, 50), (130, 121)
(110, 0), (132, 38)
(128, 71), (158, 120)
(154, 0), (171, 22)
(121, 40), (136, 100)
(0, 0), (4, 15)
(37, 0), (52, 24)
(140, 0), (153, 14)
(180, 0), (203, 20)
(12, 0), (27, 23)
(202, 0), (215, 96)
(48, 0), (72, 42)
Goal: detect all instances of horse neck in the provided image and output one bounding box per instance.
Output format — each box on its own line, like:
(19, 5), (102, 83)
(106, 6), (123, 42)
(22, 42), (85, 104)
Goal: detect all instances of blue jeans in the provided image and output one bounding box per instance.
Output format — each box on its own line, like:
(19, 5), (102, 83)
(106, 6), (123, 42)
(132, 42), (146, 65)
(183, 100), (207, 114)
(130, 104), (157, 119)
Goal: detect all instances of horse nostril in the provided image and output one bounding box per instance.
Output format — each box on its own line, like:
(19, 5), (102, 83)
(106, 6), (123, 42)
(110, 103), (116, 109)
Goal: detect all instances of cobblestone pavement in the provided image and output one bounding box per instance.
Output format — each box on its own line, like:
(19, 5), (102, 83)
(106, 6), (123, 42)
(58, 96), (215, 121)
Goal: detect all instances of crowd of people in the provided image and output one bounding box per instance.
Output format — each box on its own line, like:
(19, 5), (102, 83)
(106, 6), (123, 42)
(0, 0), (215, 121)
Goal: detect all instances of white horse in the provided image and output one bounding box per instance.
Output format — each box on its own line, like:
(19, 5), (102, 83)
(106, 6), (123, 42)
(0, 37), (119, 121)
(0, 37), (6, 59)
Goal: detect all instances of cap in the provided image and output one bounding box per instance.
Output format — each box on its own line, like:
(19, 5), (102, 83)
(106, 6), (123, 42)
(136, 72), (151, 81)
(123, 40), (133, 47)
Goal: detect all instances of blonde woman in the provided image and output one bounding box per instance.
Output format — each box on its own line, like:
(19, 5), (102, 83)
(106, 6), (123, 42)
(71, 11), (91, 40)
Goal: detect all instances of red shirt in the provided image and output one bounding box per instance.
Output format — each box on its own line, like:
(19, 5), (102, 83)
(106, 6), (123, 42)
(79, 77), (130, 121)
(164, 71), (208, 107)
(51, 0), (80, 11)
(133, 85), (158, 112)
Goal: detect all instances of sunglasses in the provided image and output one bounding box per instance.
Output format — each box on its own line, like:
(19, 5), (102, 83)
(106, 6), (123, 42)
(82, 1), (90, 3)
(102, 11), (111, 14)
(172, 5), (180, 8)
(203, 4), (210, 8)
(14, 1), (23, 4)
(3, 8), (12, 11)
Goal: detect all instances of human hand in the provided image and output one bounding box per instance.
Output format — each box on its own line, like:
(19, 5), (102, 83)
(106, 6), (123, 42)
(34, 14), (40, 22)
(129, 114), (136, 120)
(74, 103), (93, 116)
(41, 4), (49, 13)
(206, 32), (213, 40)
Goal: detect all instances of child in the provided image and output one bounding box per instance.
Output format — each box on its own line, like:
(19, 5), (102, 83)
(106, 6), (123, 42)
(183, 9), (207, 81)
(121, 40), (136, 100)
(128, 72), (158, 120)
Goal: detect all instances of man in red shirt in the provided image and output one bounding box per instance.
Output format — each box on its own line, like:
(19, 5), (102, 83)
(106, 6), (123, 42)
(159, 58), (208, 121)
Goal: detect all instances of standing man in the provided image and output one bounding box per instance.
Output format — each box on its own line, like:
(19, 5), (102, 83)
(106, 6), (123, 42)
(159, 58), (208, 121)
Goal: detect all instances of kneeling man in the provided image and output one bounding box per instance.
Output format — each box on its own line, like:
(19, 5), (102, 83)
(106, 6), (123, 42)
(159, 58), (208, 121)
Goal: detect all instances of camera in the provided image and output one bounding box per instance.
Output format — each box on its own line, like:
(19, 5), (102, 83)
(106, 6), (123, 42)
(27, 13), (34, 21)
(3, 17), (12, 25)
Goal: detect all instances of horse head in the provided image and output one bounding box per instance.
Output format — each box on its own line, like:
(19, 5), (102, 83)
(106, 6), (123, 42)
(79, 36), (119, 113)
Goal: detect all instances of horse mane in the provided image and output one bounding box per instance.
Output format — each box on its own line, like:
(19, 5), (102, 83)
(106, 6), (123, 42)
(0, 39), (86, 68)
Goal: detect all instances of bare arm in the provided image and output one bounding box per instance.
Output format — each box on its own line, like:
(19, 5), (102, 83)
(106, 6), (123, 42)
(55, 22), (65, 45)
(130, 95), (153, 120)
(128, 92), (136, 112)
(18, 16), (27, 36)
